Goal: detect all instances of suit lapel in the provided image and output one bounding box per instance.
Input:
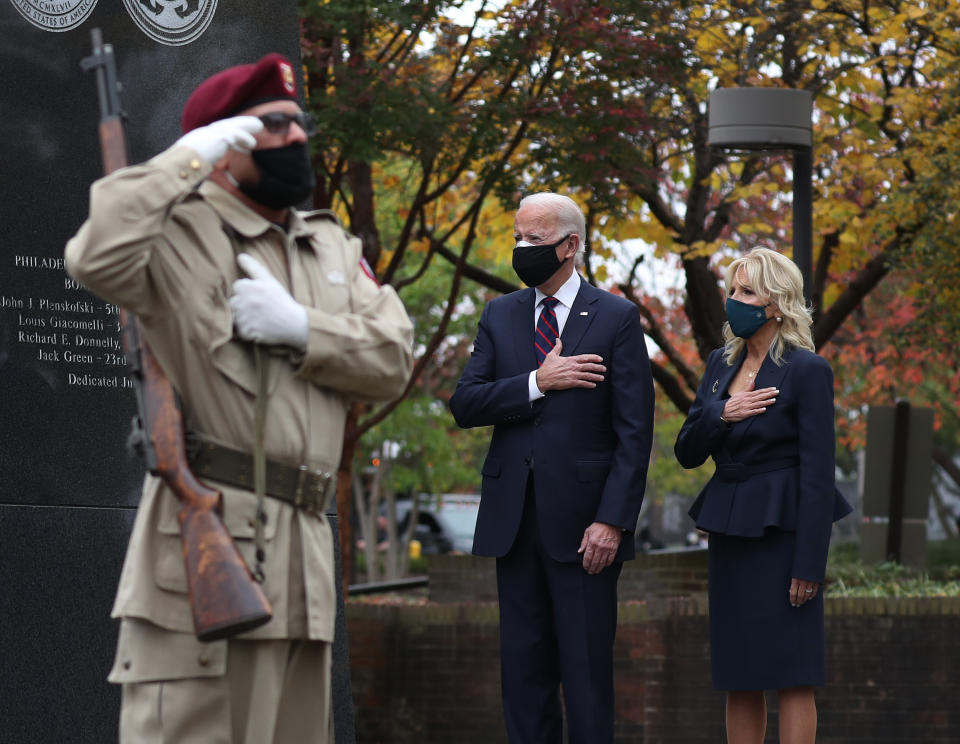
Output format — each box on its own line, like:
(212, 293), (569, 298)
(729, 347), (793, 450)
(511, 288), (537, 372)
(560, 277), (601, 355)
(713, 353), (740, 399)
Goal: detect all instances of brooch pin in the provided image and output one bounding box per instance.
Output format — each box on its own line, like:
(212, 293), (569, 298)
(711, 379), (719, 393)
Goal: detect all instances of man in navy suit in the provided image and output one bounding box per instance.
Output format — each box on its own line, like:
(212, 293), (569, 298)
(450, 192), (654, 743)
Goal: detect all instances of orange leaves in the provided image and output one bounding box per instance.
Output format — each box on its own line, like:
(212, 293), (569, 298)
(824, 276), (959, 451)
(300, 1), (960, 454)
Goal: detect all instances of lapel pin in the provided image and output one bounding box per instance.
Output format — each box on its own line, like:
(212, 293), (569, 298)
(711, 379), (719, 393)
(579, 311), (589, 316)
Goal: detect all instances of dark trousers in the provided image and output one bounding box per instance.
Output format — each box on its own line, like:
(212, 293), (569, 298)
(495, 480), (622, 744)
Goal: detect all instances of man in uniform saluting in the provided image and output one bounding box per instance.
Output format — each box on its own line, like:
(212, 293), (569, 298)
(66, 54), (413, 743)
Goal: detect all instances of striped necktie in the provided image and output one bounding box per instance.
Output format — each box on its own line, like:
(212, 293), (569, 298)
(534, 296), (560, 366)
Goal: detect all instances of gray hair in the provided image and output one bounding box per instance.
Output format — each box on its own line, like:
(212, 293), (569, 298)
(519, 192), (587, 246)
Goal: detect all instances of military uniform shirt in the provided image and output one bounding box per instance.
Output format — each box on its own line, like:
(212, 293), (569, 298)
(66, 146), (413, 659)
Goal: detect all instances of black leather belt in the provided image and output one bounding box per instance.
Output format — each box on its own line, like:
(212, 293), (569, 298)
(188, 440), (332, 516)
(715, 456), (800, 483)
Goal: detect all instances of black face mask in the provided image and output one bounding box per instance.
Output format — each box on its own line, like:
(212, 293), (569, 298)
(512, 233), (572, 288)
(240, 142), (315, 210)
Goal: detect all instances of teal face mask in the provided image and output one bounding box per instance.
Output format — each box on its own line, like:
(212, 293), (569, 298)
(725, 298), (771, 339)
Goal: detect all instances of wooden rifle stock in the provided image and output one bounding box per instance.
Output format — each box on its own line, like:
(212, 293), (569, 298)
(83, 28), (272, 641)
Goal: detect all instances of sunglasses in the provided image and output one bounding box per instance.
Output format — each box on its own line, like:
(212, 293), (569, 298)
(258, 111), (317, 137)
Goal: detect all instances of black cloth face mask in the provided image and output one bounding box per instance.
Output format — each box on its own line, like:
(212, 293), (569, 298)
(240, 142), (315, 210)
(512, 233), (572, 288)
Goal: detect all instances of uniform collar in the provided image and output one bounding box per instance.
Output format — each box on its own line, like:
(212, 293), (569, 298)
(199, 180), (315, 240)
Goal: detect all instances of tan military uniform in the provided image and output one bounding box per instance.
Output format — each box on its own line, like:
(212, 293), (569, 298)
(65, 145), (413, 743)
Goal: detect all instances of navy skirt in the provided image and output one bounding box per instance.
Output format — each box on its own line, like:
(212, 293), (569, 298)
(708, 529), (825, 691)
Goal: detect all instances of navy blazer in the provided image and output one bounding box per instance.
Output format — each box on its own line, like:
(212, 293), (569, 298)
(675, 346), (852, 582)
(449, 277), (654, 564)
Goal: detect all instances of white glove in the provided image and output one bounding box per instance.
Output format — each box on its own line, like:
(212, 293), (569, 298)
(230, 253), (309, 350)
(174, 116), (264, 164)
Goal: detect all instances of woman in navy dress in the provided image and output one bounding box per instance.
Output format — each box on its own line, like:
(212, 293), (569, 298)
(675, 248), (851, 744)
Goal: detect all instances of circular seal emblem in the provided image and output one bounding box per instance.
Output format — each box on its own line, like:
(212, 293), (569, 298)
(122, 0), (218, 47)
(10, 0), (99, 32)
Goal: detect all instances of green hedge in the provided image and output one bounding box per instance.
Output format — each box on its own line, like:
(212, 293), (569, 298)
(825, 539), (960, 597)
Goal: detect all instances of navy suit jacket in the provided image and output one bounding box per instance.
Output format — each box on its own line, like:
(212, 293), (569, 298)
(449, 276), (654, 564)
(675, 346), (852, 582)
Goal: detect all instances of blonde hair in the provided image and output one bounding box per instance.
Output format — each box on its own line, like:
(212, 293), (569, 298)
(722, 247), (814, 366)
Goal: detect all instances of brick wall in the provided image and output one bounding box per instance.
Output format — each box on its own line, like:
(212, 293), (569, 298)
(427, 549), (709, 603)
(347, 595), (960, 743)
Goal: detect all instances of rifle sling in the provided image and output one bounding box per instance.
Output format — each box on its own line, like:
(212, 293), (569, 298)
(188, 439), (332, 518)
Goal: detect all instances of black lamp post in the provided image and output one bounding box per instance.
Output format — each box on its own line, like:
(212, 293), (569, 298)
(708, 88), (813, 302)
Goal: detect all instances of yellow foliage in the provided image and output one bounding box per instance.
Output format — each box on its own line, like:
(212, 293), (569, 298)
(305, 0), (960, 413)
(409, 237), (431, 254)
(376, 248), (394, 274)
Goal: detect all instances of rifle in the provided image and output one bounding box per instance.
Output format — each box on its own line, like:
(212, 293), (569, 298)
(81, 29), (272, 642)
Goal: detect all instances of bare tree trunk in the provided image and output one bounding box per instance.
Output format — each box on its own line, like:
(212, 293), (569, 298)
(351, 469), (371, 585)
(336, 403), (363, 596)
(681, 255), (725, 360)
(347, 160), (382, 270)
(355, 456), (384, 584)
(382, 478), (400, 581)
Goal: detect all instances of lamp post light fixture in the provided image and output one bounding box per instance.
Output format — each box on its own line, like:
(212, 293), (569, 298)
(708, 88), (813, 302)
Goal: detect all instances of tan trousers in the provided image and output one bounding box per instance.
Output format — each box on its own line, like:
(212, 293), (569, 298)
(119, 638), (332, 744)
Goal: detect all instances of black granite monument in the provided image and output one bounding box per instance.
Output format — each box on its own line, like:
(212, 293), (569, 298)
(0, 3), (354, 741)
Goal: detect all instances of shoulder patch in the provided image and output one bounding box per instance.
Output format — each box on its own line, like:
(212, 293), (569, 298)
(359, 256), (379, 286)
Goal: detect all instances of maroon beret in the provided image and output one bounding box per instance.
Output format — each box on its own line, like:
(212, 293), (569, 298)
(181, 53), (299, 133)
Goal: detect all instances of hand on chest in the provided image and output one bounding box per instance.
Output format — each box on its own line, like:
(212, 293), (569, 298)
(232, 238), (351, 315)
(723, 370), (798, 440)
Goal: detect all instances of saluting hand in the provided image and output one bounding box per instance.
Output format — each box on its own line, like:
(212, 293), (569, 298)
(230, 254), (309, 350)
(175, 115), (263, 165)
(722, 386), (778, 423)
(535, 339), (606, 392)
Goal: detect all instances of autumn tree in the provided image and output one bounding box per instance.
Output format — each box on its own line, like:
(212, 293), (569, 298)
(508, 0), (960, 496)
(298, 0), (960, 570)
(298, 0), (677, 580)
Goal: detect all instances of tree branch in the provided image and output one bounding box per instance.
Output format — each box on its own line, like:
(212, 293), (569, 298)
(619, 282), (700, 395)
(433, 241), (519, 294)
(650, 358), (694, 414)
(813, 249), (891, 350)
(359, 208), (482, 436)
(681, 255), (725, 360)
(381, 161), (433, 285)
(812, 230), (838, 322)
(934, 446), (960, 493)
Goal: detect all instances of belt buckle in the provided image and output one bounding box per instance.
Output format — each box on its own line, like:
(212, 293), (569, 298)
(294, 465), (310, 508)
(295, 465), (330, 516)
